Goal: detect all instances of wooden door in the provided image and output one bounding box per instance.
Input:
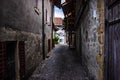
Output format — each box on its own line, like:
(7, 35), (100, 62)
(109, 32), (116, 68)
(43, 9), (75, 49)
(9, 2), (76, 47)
(0, 42), (6, 80)
(48, 39), (51, 52)
(19, 41), (25, 80)
(105, 0), (120, 80)
(6, 41), (16, 80)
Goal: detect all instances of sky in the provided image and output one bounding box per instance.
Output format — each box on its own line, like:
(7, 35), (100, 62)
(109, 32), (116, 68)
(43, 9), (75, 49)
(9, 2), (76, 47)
(54, 0), (65, 19)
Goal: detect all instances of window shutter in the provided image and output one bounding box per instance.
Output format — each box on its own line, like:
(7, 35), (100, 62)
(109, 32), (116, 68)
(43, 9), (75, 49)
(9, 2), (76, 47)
(19, 41), (25, 79)
(0, 42), (6, 80)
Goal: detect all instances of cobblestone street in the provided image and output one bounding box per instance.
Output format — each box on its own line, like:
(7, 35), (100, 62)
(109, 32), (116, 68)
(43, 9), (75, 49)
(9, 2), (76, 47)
(29, 45), (87, 80)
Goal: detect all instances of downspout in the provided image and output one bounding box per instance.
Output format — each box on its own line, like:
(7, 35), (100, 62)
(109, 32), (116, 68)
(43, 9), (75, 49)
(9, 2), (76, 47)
(51, 2), (54, 48)
(42, 0), (45, 60)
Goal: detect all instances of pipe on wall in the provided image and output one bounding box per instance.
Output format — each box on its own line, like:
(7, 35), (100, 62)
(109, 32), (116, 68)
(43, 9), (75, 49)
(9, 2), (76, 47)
(42, 0), (45, 60)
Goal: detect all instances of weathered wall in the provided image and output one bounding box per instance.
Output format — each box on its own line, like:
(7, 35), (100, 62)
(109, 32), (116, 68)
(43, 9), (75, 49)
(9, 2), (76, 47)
(0, 0), (53, 79)
(0, 0), (42, 34)
(76, 0), (103, 80)
(0, 27), (43, 78)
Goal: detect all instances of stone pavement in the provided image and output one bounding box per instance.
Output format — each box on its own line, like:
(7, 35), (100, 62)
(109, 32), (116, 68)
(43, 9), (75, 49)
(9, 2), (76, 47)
(29, 45), (88, 80)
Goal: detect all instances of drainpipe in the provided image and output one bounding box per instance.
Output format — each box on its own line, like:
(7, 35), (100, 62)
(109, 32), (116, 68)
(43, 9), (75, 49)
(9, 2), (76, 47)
(42, 0), (45, 60)
(51, 2), (54, 48)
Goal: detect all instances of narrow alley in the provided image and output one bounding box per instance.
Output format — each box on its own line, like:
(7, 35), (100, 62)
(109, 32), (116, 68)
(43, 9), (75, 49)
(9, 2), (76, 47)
(0, 0), (120, 80)
(29, 45), (87, 80)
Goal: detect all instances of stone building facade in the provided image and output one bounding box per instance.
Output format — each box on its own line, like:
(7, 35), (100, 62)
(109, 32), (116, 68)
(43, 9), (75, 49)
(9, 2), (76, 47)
(62, 0), (105, 80)
(75, 0), (104, 80)
(0, 0), (58, 79)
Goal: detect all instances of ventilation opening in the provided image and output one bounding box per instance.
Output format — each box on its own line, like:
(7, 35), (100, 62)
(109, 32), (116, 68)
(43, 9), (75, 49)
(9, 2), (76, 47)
(0, 42), (6, 80)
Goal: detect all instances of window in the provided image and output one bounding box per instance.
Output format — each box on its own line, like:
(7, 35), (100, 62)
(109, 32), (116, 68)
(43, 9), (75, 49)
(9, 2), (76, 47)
(46, 9), (47, 24)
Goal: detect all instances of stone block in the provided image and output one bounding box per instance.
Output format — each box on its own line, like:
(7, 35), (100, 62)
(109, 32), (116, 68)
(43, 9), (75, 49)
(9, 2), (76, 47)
(98, 33), (104, 44)
(96, 54), (104, 80)
(99, 44), (104, 55)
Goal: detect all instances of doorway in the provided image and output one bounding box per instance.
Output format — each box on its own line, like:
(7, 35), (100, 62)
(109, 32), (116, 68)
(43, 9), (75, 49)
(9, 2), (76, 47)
(6, 41), (16, 80)
(104, 0), (120, 80)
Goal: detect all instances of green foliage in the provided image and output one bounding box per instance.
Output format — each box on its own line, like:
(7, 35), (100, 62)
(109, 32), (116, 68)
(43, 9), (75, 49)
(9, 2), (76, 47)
(54, 34), (60, 44)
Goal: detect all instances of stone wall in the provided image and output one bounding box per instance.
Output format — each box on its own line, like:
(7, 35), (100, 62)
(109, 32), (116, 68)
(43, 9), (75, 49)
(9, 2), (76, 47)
(0, 0), (53, 78)
(76, 0), (103, 80)
(0, 27), (43, 79)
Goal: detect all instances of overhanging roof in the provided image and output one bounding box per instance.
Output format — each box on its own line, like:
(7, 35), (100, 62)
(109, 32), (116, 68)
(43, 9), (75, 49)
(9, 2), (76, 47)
(65, 12), (75, 31)
(52, 0), (61, 8)
(62, 1), (74, 16)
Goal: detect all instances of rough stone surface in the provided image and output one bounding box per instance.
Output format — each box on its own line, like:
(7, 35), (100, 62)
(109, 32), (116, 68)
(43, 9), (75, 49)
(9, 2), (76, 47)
(0, 27), (43, 78)
(76, 0), (100, 80)
(0, 0), (53, 78)
(29, 45), (87, 80)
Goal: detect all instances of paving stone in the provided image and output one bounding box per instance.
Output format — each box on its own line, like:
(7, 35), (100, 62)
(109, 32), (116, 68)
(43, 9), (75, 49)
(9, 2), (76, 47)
(29, 45), (87, 80)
